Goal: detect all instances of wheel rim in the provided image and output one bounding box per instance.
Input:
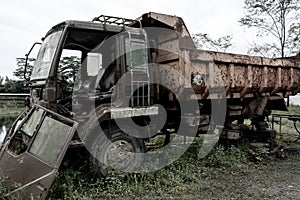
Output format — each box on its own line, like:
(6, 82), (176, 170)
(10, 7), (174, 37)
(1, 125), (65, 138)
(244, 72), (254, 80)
(103, 139), (135, 171)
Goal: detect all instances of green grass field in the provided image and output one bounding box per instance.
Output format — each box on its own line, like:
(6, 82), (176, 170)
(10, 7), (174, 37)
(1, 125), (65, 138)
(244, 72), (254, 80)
(0, 99), (24, 117)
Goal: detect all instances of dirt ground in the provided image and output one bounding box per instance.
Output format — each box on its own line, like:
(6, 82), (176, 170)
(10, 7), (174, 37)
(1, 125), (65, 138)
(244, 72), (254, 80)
(132, 148), (299, 200)
(173, 150), (300, 200)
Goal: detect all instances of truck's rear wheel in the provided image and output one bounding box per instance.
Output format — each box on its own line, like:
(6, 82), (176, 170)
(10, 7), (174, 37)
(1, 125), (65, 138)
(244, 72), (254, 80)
(90, 126), (146, 177)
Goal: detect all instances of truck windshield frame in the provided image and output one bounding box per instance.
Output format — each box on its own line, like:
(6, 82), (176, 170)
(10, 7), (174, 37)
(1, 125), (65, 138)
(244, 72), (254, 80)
(30, 31), (63, 80)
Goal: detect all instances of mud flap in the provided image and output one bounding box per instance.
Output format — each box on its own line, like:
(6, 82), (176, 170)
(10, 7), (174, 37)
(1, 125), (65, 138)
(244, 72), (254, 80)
(0, 105), (77, 199)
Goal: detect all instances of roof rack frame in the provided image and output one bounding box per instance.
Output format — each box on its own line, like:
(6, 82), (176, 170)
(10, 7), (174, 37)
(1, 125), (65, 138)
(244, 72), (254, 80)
(92, 15), (142, 28)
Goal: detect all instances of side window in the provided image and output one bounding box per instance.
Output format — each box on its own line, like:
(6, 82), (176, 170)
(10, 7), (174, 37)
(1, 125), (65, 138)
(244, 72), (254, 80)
(58, 49), (82, 90)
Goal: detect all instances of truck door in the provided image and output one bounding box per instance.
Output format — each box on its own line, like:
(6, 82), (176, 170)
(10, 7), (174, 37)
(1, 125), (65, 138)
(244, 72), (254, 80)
(0, 105), (77, 199)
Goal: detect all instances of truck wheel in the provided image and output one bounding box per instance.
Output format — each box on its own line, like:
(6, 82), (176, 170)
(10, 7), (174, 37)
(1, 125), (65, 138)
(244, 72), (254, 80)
(89, 126), (146, 177)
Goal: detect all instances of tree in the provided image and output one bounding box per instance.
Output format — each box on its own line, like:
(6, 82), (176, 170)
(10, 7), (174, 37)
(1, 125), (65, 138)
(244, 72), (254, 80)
(13, 58), (35, 80)
(0, 76), (4, 92)
(0, 76), (3, 86)
(12, 56), (80, 92)
(239, 0), (300, 57)
(13, 56), (81, 83)
(2, 76), (29, 93)
(58, 56), (81, 84)
(192, 33), (233, 52)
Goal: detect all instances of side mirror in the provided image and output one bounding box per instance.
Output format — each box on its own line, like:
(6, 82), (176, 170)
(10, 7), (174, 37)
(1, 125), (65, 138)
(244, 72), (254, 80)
(24, 42), (41, 81)
(87, 53), (102, 76)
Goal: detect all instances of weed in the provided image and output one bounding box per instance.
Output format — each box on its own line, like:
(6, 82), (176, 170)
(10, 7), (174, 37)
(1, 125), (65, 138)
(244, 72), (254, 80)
(203, 145), (248, 170)
(0, 178), (6, 198)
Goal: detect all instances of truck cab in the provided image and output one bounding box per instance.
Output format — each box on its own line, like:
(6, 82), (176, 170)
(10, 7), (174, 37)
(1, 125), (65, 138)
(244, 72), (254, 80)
(28, 16), (152, 115)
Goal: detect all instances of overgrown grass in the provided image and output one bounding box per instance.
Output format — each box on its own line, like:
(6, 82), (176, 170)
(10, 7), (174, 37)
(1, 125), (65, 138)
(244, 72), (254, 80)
(47, 106), (300, 199)
(271, 104), (300, 149)
(0, 99), (24, 116)
(0, 178), (6, 196)
(0, 107), (23, 117)
(203, 145), (249, 169)
(47, 141), (252, 199)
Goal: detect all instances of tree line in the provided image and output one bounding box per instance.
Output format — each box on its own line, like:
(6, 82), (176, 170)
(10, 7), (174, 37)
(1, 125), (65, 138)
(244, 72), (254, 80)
(1, 56), (80, 93)
(0, 76), (28, 93)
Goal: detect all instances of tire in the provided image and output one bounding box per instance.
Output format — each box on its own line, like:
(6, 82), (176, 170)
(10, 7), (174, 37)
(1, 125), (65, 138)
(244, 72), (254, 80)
(89, 126), (146, 177)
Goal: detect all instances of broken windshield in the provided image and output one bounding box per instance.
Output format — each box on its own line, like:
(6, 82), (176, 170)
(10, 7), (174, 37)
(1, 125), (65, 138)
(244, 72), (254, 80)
(30, 31), (62, 80)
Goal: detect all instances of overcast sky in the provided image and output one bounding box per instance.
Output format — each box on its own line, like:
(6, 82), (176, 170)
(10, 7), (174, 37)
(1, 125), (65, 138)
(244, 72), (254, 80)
(0, 0), (256, 78)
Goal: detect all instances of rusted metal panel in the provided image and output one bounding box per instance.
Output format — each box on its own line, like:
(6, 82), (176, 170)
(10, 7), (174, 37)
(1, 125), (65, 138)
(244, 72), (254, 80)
(139, 12), (195, 49)
(158, 50), (299, 100)
(0, 105), (78, 199)
(189, 50), (296, 66)
(134, 12), (300, 103)
(157, 60), (183, 101)
(185, 50), (300, 99)
(281, 68), (292, 88)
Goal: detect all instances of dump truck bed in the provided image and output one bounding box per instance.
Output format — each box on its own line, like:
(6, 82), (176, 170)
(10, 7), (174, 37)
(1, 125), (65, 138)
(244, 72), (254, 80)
(188, 50), (300, 99)
(140, 12), (300, 101)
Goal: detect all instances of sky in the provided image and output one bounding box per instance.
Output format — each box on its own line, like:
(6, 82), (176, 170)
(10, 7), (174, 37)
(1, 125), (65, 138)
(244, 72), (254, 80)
(0, 0), (254, 78)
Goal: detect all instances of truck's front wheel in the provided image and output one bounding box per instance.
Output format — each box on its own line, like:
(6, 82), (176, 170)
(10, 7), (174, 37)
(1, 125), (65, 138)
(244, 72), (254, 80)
(89, 126), (146, 177)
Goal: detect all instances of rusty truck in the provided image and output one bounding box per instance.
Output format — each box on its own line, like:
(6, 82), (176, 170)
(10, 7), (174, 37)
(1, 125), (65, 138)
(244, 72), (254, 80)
(1, 12), (300, 199)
